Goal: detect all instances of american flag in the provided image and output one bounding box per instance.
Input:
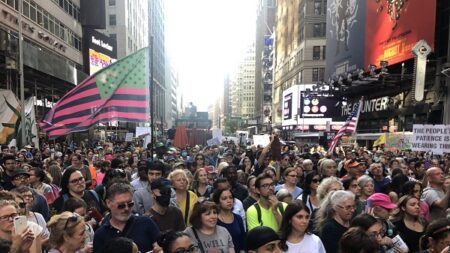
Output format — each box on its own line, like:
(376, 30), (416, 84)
(328, 99), (362, 154)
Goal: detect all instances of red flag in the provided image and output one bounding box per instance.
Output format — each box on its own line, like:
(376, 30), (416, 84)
(41, 48), (150, 138)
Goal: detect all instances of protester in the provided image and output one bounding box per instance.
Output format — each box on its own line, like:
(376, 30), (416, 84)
(184, 200), (235, 253)
(146, 178), (186, 231)
(418, 218), (450, 253)
(157, 230), (197, 253)
(421, 167), (450, 220)
(297, 172), (321, 212)
(275, 167), (303, 199)
(279, 200), (326, 253)
(103, 237), (139, 253)
(132, 161), (164, 215)
(169, 169), (198, 226)
(315, 190), (355, 253)
(93, 183), (160, 253)
(339, 227), (380, 253)
(47, 212), (86, 253)
(246, 226), (282, 253)
(67, 154), (92, 188)
(190, 168), (213, 200)
(242, 175), (258, 211)
(213, 188), (246, 253)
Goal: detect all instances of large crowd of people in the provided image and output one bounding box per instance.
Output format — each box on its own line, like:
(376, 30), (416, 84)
(0, 136), (450, 253)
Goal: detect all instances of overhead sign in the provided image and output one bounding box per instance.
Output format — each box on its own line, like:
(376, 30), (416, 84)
(300, 94), (341, 119)
(84, 28), (117, 75)
(411, 125), (450, 154)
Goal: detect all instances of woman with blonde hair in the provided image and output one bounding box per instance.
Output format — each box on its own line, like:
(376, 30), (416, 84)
(169, 169), (198, 226)
(190, 168), (213, 200)
(47, 212), (86, 253)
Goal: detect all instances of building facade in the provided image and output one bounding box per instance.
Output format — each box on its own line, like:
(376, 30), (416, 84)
(165, 55), (178, 128)
(255, 0), (276, 129)
(0, 0), (88, 119)
(273, 0), (327, 126)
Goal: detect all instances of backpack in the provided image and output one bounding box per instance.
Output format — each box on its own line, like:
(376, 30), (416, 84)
(253, 202), (285, 226)
(46, 184), (61, 204)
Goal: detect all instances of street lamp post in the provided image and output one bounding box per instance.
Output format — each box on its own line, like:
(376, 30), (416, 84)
(18, 0), (26, 147)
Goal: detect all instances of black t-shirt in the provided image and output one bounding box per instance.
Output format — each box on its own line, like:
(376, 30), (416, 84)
(319, 219), (348, 253)
(243, 196), (257, 211)
(392, 219), (424, 253)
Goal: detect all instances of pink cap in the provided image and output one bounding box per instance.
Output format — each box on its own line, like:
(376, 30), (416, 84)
(367, 193), (396, 210)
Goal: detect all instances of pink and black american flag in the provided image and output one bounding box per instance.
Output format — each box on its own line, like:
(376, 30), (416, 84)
(41, 47), (150, 138)
(328, 98), (362, 155)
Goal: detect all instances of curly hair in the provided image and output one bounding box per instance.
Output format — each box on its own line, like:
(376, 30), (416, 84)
(316, 176), (343, 202)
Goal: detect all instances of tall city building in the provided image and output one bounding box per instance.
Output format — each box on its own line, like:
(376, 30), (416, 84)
(101, 0), (148, 58)
(165, 55), (178, 128)
(255, 0), (276, 129)
(272, 0), (327, 126)
(0, 0), (90, 118)
(230, 43), (256, 120)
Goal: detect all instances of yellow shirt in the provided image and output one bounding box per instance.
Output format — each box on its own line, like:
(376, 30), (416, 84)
(246, 202), (287, 232)
(178, 190), (198, 226)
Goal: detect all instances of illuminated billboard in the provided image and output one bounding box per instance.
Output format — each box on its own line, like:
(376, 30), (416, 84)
(364, 0), (436, 69)
(84, 28), (117, 75)
(325, 0), (436, 79)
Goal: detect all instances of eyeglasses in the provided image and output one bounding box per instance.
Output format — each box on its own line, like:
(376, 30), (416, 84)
(13, 175), (29, 181)
(312, 179), (320, 183)
(260, 183), (275, 189)
(0, 213), (18, 221)
(336, 205), (355, 211)
(69, 176), (85, 184)
(64, 213), (79, 229)
(171, 244), (199, 253)
(117, 201), (134, 210)
(22, 194), (34, 199)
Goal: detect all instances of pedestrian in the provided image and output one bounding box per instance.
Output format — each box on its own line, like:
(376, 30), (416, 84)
(93, 183), (160, 253)
(246, 226), (282, 253)
(418, 218), (450, 253)
(314, 190), (355, 253)
(184, 200), (235, 253)
(47, 212), (86, 253)
(157, 230), (197, 253)
(279, 200), (326, 253)
(339, 227), (380, 253)
(169, 169), (198, 226)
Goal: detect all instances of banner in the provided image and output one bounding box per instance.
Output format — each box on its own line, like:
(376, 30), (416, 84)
(24, 97), (39, 149)
(384, 132), (412, 151)
(135, 127), (151, 137)
(0, 89), (20, 146)
(411, 125), (450, 154)
(253, 134), (270, 147)
(125, 132), (133, 142)
(206, 137), (221, 146)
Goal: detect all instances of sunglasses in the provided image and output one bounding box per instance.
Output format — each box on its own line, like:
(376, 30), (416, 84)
(117, 201), (134, 210)
(64, 213), (79, 229)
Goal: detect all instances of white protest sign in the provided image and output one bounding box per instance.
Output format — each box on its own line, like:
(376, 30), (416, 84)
(411, 124), (450, 154)
(125, 132), (134, 142)
(253, 134), (271, 147)
(136, 127), (151, 137)
(212, 129), (223, 141)
(207, 137), (221, 146)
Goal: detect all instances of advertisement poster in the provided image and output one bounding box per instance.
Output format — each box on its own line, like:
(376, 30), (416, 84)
(364, 0), (436, 69)
(283, 93), (293, 120)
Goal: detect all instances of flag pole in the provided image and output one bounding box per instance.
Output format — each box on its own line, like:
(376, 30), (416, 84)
(149, 36), (155, 160)
(18, 0), (26, 147)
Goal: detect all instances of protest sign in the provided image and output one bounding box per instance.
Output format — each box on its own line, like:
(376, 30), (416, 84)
(411, 124), (450, 154)
(136, 127), (151, 137)
(212, 129), (223, 141)
(253, 134), (271, 147)
(125, 132), (134, 142)
(207, 137), (221, 146)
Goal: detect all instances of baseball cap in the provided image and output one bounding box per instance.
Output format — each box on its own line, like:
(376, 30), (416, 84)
(367, 193), (397, 210)
(150, 178), (172, 191)
(11, 169), (30, 179)
(345, 160), (360, 169)
(246, 226), (280, 251)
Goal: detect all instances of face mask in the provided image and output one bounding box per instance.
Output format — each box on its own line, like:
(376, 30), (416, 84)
(155, 194), (171, 207)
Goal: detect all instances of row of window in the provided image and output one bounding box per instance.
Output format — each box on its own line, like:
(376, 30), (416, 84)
(313, 46), (326, 60)
(51, 0), (80, 21)
(2, 0), (82, 51)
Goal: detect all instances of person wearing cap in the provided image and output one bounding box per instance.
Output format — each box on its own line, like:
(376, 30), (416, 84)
(421, 166), (450, 220)
(246, 226), (282, 253)
(145, 178), (185, 232)
(367, 193), (406, 252)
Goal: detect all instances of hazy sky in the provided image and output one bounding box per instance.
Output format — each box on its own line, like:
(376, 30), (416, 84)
(165, 0), (256, 111)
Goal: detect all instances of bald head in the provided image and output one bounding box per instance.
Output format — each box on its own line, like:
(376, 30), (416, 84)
(426, 167), (445, 186)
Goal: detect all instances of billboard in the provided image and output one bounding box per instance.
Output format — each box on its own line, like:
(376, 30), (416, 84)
(84, 28), (117, 75)
(325, 0), (436, 79)
(325, 0), (367, 78)
(300, 94), (341, 119)
(364, 0), (436, 69)
(283, 93), (293, 120)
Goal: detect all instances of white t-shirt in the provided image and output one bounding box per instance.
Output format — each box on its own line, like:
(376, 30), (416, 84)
(284, 233), (326, 253)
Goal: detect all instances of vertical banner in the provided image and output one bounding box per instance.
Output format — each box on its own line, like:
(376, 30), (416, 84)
(325, 0), (366, 78)
(0, 89), (20, 146)
(24, 97), (39, 149)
